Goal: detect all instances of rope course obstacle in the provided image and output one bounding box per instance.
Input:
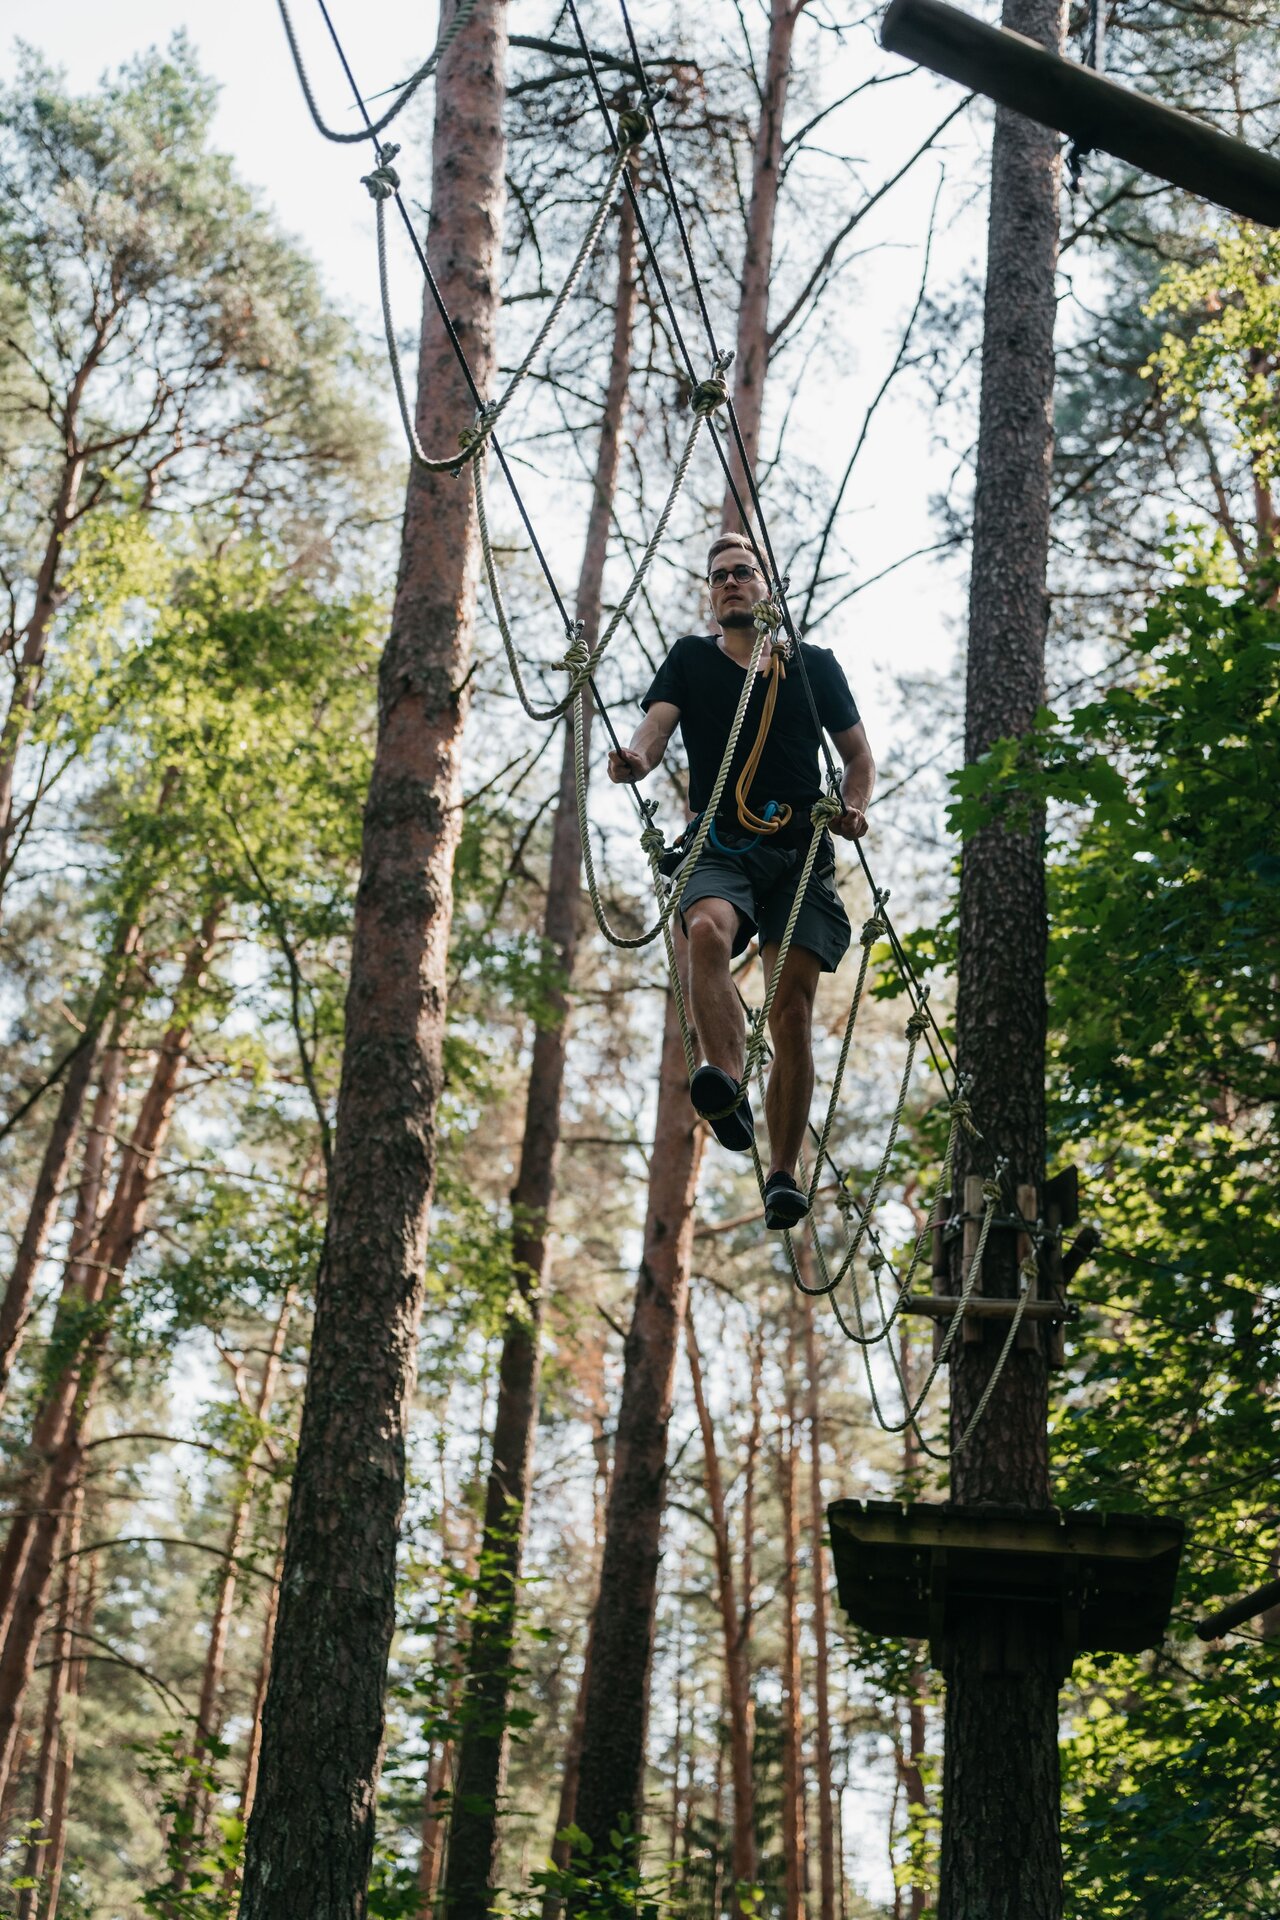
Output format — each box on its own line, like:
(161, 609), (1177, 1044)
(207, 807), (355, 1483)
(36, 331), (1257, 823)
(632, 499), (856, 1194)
(277, 0), (1066, 1461)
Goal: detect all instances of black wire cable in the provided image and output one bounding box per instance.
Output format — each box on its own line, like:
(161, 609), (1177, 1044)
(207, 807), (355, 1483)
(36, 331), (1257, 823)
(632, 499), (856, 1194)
(312, 0), (656, 830)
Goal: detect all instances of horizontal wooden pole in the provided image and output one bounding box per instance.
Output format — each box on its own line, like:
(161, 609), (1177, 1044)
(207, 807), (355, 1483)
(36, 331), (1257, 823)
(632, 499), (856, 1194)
(881, 0), (1280, 228)
(1196, 1575), (1280, 1641)
(904, 1293), (1072, 1322)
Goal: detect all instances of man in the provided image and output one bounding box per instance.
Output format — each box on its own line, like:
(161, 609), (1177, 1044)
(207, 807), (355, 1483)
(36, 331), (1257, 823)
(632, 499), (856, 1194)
(608, 530), (875, 1231)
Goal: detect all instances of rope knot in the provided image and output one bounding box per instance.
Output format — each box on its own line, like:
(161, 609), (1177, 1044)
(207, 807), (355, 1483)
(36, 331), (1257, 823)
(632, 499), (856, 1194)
(561, 620), (590, 676)
(835, 1184), (859, 1220)
(867, 1247), (887, 1275)
(751, 596), (782, 633)
(1019, 1254), (1040, 1287)
(905, 1005), (930, 1039)
(640, 823), (666, 859)
(860, 911), (887, 947)
(690, 375), (729, 417)
(361, 143), (402, 199)
(981, 1175), (1002, 1207)
(949, 1094), (978, 1137)
(811, 793), (843, 831)
(617, 107), (650, 148)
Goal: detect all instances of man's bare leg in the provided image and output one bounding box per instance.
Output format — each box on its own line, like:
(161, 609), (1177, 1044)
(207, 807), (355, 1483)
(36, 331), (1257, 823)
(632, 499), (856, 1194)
(684, 897), (746, 1080)
(759, 942), (822, 1179)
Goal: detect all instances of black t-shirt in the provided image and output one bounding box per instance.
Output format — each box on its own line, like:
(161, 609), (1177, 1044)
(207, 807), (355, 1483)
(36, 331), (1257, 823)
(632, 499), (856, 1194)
(641, 634), (859, 834)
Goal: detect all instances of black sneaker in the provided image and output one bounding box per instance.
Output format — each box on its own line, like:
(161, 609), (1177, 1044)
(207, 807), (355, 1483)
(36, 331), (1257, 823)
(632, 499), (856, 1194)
(763, 1170), (810, 1231)
(689, 1064), (755, 1154)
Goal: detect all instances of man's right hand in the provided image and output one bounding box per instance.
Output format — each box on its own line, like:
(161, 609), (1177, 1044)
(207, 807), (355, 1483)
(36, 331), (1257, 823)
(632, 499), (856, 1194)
(608, 745), (649, 784)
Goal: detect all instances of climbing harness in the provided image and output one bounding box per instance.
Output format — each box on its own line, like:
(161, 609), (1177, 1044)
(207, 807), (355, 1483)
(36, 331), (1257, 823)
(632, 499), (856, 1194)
(282, 0), (1049, 1457)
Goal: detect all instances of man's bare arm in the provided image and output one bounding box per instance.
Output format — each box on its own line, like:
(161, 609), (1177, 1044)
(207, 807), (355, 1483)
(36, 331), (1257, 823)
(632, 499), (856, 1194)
(607, 700), (680, 783)
(829, 721), (875, 840)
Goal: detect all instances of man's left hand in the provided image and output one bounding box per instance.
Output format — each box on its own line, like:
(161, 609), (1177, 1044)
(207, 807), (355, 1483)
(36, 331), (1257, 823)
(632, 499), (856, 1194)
(831, 805), (868, 841)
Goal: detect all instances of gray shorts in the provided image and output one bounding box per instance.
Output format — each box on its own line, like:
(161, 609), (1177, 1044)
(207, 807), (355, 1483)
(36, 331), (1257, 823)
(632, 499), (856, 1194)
(677, 830), (852, 973)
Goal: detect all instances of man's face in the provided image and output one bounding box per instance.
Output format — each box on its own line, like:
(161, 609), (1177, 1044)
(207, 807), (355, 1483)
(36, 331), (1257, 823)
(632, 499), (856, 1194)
(708, 549), (765, 630)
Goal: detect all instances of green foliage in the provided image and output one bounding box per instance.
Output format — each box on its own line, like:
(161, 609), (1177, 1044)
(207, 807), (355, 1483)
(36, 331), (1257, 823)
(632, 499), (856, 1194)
(136, 1732), (241, 1920)
(513, 1819), (680, 1919)
(1144, 225), (1280, 485)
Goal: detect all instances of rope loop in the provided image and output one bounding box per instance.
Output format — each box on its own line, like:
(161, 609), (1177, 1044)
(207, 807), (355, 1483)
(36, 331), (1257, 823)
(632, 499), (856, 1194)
(860, 911), (887, 948)
(810, 792), (843, 832)
(617, 106), (651, 148)
(905, 1004), (931, 1040)
(639, 822), (666, 860)
(751, 595), (782, 633)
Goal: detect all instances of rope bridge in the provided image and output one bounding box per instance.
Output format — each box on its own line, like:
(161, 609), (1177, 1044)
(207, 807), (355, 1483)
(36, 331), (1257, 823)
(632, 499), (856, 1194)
(277, 0), (1050, 1459)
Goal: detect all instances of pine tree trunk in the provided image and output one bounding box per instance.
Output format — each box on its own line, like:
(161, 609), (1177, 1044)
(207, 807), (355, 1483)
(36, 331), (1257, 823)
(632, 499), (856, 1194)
(0, 1027), (104, 1412)
(572, 983), (703, 1860)
(683, 1304), (756, 1900)
(941, 0), (1066, 1913)
(724, 0), (801, 511)
(14, 1485), (81, 1920)
(802, 1285), (835, 1920)
(238, 9), (508, 1915)
(568, 0), (795, 1858)
(38, 1549), (94, 1920)
(779, 1328), (807, 1920)
(443, 186), (635, 1920)
(168, 1293), (296, 1891)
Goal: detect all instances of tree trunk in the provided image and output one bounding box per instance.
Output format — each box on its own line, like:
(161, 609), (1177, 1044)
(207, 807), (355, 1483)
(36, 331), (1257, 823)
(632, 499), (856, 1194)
(168, 1292), (296, 1892)
(0, 452), (86, 900)
(572, 976), (703, 1862)
(0, 911), (217, 1798)
(724, 0), (802, 513)
(14, 1484), (81, 1920)
(39, 1549), (94, 1920)
(0, 1025), (105, 1412)
(443, 185), (635, 1920)
(683, 1303), (756, 1900)
(941, 0), (1066, 1912)
(778, 1327), (807, 1920)
(896, 1318), (929, 1920)
(570, 0), (795, 1860)
(802, 1284), (835, 1920)
(237, 7), (508, 1914)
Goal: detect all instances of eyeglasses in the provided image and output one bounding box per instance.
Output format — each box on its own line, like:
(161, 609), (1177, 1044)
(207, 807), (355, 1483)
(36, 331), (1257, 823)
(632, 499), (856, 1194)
(708, 562), (763, 587)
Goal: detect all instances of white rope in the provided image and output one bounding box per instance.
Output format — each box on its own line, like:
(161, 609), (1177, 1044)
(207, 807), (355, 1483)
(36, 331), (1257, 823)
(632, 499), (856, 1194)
(276, 0), (478, 145)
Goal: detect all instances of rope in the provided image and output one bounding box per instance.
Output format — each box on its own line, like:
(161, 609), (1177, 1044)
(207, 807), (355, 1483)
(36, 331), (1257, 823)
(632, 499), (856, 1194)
(370, 120), (646, 474)
(276, 0), (478, 144)
(475, 361), (728, 720)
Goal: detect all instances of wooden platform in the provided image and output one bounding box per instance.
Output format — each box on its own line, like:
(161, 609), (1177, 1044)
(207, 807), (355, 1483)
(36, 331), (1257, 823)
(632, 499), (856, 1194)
(828, 1498), (1184, 1670)
(881, 0), (1280, 228)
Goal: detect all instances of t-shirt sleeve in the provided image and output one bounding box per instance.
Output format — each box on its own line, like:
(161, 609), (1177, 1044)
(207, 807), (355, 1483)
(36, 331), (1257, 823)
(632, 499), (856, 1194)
(813, 647), (860, 733)
(641, 637), (690, 713)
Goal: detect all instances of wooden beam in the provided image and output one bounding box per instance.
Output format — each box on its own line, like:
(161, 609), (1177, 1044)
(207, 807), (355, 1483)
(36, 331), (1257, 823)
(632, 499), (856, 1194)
(903, 1294), (1073, 1322)
(880, 0), (1280, 228)
(1196, 1575), (1280, 1641)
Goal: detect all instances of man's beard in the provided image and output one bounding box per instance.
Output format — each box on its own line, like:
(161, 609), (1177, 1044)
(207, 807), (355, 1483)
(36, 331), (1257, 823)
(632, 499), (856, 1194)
(720, 608), (755, 629)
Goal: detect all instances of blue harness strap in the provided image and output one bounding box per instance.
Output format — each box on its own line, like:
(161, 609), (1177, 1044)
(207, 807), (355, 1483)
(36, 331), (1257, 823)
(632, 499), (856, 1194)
(707, 800), (780, 855)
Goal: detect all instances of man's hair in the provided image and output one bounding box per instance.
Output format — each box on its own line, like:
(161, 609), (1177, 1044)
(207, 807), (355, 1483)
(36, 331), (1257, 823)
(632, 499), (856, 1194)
(706, 530), (761, 577)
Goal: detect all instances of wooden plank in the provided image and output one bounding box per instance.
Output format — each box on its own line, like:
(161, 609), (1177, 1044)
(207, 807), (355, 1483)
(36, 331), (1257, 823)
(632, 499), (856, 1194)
(902, 1295), (1070, 1322)
(881, 0), (1280, 228)
(1015, 1181), (1039, 1353)
(961, 1172), (985, 1344)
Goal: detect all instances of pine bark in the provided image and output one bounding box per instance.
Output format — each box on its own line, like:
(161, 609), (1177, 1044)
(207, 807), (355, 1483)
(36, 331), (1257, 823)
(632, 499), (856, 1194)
(941, 0), (1066, 1913)
(443, 186), (635, 1920)
(38, 1549), (93, 1920)
(724, 0), (802, 511)
(802, 1286), (836, 1920)
(683, 1305), (756, 1898)
(571, 988), (702, 1857)
(778, 1337), (807, 1920)
(237, 13), (507, 1912)
(14, 1486), (81, 1920)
